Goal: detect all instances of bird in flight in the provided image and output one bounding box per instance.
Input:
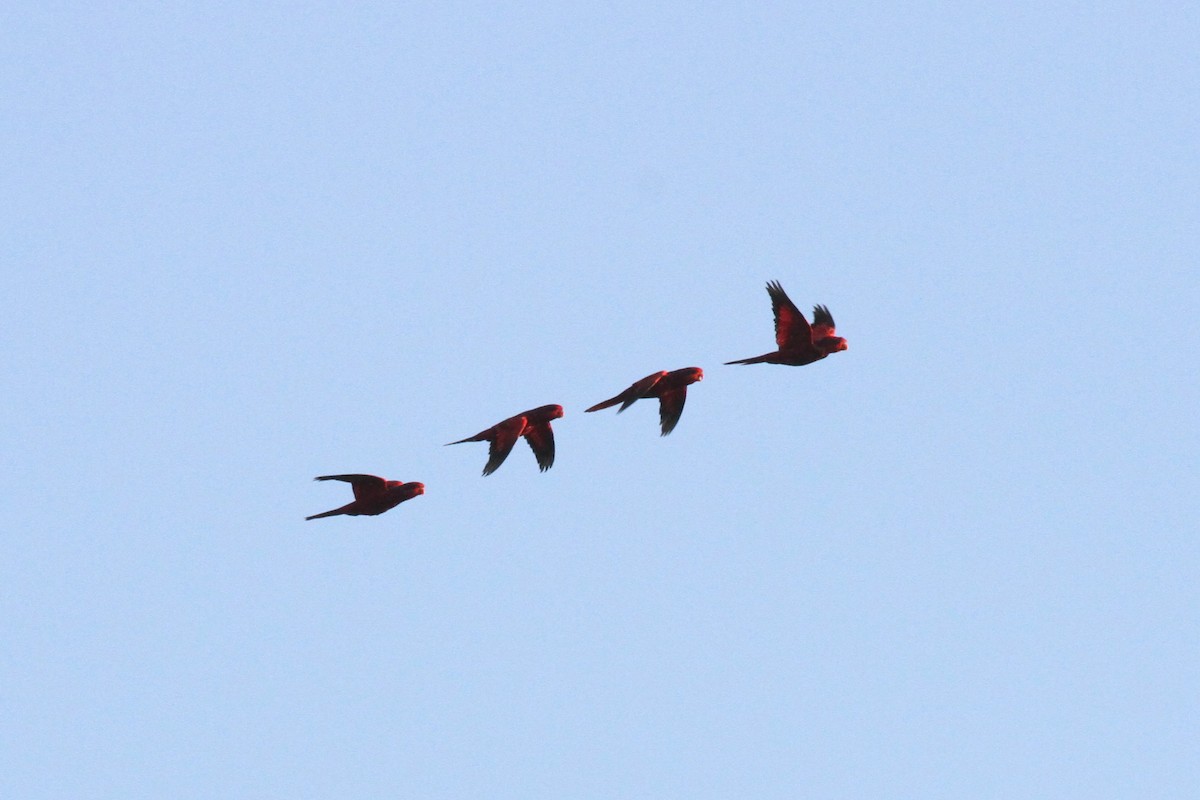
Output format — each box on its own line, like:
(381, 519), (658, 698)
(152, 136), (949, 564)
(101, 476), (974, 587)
(585, 367), (704, 436)
(446, 404), (565, 475)
(725, 281), (847, 366)
(306, 474), (425, 521)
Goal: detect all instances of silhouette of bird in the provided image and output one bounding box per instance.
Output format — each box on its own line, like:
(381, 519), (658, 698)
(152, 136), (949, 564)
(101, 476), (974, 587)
(306, 474), (425, 521)
(446, 404), (564, 475)
(725, 281), (847, 366)
(585, 367), (704, 436)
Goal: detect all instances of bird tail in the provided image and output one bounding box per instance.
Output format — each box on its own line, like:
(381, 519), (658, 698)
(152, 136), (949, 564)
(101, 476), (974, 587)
(585, 395), (623, 413)
(305, 509), (343, 521)
(587, 392), (641, 413)
(445, 433), (485, 445)
(724, 354), (770, 365)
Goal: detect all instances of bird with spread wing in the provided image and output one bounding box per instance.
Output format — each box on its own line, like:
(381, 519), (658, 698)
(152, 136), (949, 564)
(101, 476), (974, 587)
(585, 367), (704, 436)
(446, 404), (565, 475)
(726, 280), (847, 366)
(306, 474), (425, 520)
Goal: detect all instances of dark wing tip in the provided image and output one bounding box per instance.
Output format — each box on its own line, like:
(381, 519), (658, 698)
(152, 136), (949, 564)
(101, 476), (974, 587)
(767, 282), (796, 306)
(523, 424), (556, 472)
(811, 304), (835, 327)
(657, 388), (687, 436)
(313, 473), (381, 484)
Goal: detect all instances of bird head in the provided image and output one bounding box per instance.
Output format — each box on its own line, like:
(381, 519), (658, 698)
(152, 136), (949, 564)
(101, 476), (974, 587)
(821, 337), (848, 354)
(670, 366), (704, 384)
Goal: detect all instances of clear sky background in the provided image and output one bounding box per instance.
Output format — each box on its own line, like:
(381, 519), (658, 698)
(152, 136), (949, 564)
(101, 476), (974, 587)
(3, 3), (1196, 798)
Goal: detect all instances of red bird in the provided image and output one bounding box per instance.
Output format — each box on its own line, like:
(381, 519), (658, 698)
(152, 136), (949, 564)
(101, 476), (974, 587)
(446, 404), (564, 476)
(585, 367), (704, 436)
(306, 474), (425, 521)
(725, 281), (848, 366)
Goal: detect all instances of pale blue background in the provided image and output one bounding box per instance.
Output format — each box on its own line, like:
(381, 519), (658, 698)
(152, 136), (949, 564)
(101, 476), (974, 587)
(3, 3), (1196, 797)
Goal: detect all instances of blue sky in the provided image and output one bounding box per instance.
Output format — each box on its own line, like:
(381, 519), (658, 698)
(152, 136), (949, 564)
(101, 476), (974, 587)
(3, 3), (1196, 797)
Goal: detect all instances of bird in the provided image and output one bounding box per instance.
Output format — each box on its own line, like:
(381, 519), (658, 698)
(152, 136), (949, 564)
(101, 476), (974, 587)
(725, 280), (847, 366)
(585, 367), (704, 436)
(305, 474), (425, 521)
(446, 404), (564, 475)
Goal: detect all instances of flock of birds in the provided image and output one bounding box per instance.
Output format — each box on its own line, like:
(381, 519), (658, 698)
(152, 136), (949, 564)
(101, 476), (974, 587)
(305, 280), (849, 521)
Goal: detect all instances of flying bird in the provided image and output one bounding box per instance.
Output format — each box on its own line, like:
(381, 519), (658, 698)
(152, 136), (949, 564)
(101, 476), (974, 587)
(306, 474), (425, 521)
(725, 281), (848, 366)
(585, 367), (704, 436)
(446, 404), (564, 475)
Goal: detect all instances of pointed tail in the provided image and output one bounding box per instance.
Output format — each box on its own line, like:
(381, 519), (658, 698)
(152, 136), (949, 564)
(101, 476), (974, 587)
(445, 433), (484, 446)
(724, 354), (770, 365)
(585, 395), (624, 413)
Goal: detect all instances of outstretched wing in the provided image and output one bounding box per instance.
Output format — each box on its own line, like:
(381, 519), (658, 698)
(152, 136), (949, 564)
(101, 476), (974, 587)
(810, 304), (837, 340)
(483, 416), (527, 476)
(657, 387), (688, 436)
(314, 473), (387, 501)
(522, 422), (556, 472)
(627, 371), (666, 403)
(766, 280), (812, 350)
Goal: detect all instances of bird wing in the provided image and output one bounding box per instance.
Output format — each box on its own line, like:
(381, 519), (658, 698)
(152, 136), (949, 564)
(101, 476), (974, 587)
(617, 371), (667, 411)
(629, 371), (666, 400)
(522, 422), (556, 472)
(766, 280), (813, 350)
(657, 387), (688, 436)
(483, 416), (527, 476)
(314, 474), (387, 501)
(810, 304), (837, 340)
(585, 372), (665, 413)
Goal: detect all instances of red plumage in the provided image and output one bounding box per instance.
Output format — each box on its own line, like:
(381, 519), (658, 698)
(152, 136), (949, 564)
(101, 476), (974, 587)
(726, 281), (847, 366)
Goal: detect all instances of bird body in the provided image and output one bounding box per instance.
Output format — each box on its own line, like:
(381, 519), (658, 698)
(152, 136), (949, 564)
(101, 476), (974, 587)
(306, 474), (425, 521)
(726, 281), (847, 366)
(585, 367), (703, 436)
(447, 404), (564, 475)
